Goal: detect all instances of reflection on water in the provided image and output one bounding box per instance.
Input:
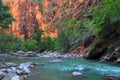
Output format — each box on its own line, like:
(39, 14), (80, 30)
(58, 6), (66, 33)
(6, 57), (120, 80)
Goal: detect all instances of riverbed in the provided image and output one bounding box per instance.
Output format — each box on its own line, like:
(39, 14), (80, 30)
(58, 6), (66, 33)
(6, 57), (120, 80)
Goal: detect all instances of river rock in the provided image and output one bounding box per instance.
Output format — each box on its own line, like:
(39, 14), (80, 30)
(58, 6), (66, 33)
(117, 58), (120, 63)
(43, 55), (51, 58)
(2, 73), (19, 80)
(26, 51), (36, 57)
(0, 57), (5, 61)
(11, 75), (20, 80)
(7, 67), (16, 73)
(17, 51), (25, 54)
(0, 69), (7, 73)
(19, 62), (39, 74)
(16, 69), (23, 75)
(104, 75), (120, 80)
(72, 71), (83, 77)
(19, 64), (30, 74)
(49, 59), (62, 63)
(4, 62), (17, 67)
(0, 71), (5, 79)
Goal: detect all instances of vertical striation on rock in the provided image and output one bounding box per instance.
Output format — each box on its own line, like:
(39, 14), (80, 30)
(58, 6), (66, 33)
(2, 0), (98, 40)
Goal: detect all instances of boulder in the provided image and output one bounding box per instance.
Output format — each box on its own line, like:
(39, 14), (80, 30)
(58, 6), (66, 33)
(0, 69), (7, 73)
(26, 51), (36, 57)
(72, 71), (83, 77)
(49, 59), (62, 63)
(19, 62), (38, 74)
(7, 67), (16, 73)
(16, 69), (23, 75)
(17, 51), (25, 54)
(11, 75), (20, 80)
(117, 58), (120, 63)
(0, 57), (5, 61)
(2, 73), (19, 80)
(19, 64), (30, 74)
(0, 71), (5, 79)
(104, 75), (120, 80)
(4, 62), (17, 67)
(43, 55), (51, 58)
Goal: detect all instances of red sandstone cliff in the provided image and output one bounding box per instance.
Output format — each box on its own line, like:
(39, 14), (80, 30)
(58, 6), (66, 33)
(2, 0), (98, 40)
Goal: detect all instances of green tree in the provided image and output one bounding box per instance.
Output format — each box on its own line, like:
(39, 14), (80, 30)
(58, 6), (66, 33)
(0, 0), (14, 29)
(55, 18), (82, 52)
(20, 39), (38, 51)
(0, 31), (22, 52)
(40, 36), (54, 51)
(0, 1), (16, 52)
(91, 0), (120, 34)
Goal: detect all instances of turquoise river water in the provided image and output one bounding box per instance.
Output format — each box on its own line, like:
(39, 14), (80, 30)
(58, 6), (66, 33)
(6, 57), (120, 80)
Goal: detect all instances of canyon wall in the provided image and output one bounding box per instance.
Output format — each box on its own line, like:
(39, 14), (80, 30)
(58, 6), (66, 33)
(2, 0), (98, 40)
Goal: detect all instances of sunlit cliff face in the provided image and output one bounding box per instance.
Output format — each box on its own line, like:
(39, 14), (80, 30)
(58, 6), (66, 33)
(2, 0), (97, 40)
(2, 0), (58, 39)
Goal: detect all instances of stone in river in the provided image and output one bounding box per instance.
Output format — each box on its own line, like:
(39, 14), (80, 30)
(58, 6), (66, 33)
(49, 59), (62, 63)
(72, 71), (83, 77)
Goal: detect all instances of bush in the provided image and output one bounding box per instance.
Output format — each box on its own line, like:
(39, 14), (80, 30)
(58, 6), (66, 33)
(20, 39), (38, 51)
(0, 31), (22, 52)
(54, 18), (82, 52)
(40, 36), (54, 51)
(91, 0), (120, 34)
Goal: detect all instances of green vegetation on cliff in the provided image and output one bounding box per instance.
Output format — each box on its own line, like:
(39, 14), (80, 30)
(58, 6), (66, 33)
(0, 0), (119, 54)
(86, 0), (120, 59)
(91, 0), (120, 34)
(0, 0), (14, 28)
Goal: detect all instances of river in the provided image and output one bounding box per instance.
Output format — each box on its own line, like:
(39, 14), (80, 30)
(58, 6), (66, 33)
(6, 57), (120, 80)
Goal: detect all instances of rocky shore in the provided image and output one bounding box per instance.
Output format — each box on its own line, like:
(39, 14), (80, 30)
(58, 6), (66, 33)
(0, 62), (39, 80)
(0, 51), (83, 59)
(0, 51), (120, 80)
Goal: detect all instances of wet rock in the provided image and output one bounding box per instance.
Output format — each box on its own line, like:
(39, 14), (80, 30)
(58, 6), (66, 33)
(7, 67), (16, 73)
(0, 69), (8, 73)
(26, 51), (36, 57)
(26, 51), (34, 54)
(43, 55), (51, 58)
(19, 64), (30, 74)
(117, 58), (120, 63)
(11, 75), (20, 80)
(49, 59), (62, 63)
(19, 62), (38, 74)
(16, 69), (23, 75)
(4, 62), (17, 68)
(72, 71), (83, 77)
(2, 73), (19, 80)
(0, 57), (5, 61)
(0, 71), (5, 79)
(48, 52), (61, 58)
(17, 51), (25, 54)
(104, 75), (120, 80)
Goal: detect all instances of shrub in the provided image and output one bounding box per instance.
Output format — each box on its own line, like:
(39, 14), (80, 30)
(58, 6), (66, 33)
(91, 0), (120, 34)
(20, 39), (38, 51)
(40, 36), (54, 51)
(54, 18), (82, 52)
(0, 31), (22, 52)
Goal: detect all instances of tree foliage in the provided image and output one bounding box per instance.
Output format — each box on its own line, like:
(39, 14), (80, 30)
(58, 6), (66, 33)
(55, 18), (82, 52)
(0, 0), (14, 28)
(0, 30), (22, 52)
(91, 0), (120, 34)
(20, 39), (38, 51)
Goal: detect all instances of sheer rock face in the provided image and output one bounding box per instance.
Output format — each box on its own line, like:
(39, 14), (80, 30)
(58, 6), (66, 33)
(2, 0), (97, 39)
(2, 0), (58, 39)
